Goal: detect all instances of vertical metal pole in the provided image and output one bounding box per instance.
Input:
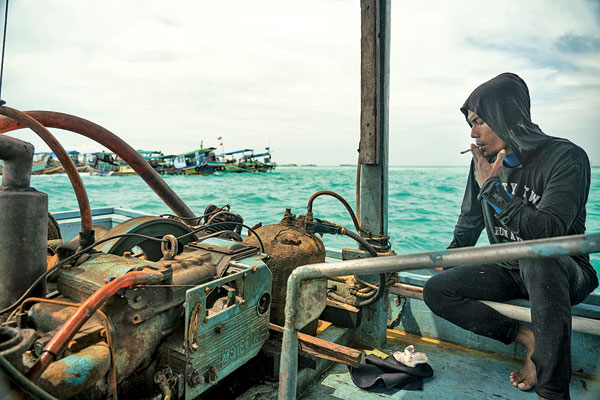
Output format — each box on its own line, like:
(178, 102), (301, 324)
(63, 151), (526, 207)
(356, 0), (391, 347)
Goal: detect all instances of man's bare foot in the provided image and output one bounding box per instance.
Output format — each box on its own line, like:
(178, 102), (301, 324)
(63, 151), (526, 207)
(509, 325), (537, 391)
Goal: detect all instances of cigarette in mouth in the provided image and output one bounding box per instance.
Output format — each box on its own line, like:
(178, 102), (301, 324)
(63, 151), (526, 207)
(460, 148), (472, 154)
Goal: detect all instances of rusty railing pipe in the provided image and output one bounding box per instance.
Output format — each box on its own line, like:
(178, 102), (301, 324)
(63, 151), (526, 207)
(0, 111), (196, 219)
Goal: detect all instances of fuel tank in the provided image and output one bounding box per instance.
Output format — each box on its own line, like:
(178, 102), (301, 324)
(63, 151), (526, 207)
(243, 208), (325, 328)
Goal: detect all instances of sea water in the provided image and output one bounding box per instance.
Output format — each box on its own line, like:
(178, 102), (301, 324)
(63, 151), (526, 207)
(31, 166), (600, 273)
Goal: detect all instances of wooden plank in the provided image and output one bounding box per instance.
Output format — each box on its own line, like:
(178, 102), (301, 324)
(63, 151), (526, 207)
(359, 0), (379, 165)
(269, 323), (364, 367)
(319, 299), (362, 328)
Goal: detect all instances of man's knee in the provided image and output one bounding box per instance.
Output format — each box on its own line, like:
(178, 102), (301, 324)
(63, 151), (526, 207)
(423, 272), (446, 311)
(519, 256), (571, 283)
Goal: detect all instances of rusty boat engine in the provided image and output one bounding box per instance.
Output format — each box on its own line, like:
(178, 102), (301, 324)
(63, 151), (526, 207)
(244, 208), (325, 331)
(0, 109), (384, 400)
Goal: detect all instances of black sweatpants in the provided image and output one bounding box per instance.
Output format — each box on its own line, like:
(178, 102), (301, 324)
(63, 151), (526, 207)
(423, 256), (596, 400)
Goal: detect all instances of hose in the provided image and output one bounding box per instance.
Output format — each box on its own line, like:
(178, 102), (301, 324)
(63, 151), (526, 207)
(0, 354), (59, 400)
(0, 110), (195, 219)
(307, 190), (363, 234)
(342, 229), (378, 257)
(307, 190), (386, 307)
(0, 106), (93, 236)
(26, 270), (163, 381)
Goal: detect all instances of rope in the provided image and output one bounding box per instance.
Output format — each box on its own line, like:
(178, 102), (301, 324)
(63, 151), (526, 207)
(345, 273), (397, 298)
(387, 295), (407, 329)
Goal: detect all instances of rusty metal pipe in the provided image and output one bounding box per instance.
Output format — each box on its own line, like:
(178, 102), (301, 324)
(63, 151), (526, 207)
(0, 111), (196, 219)
(26, 270), (163, 382)
(0, 107), (93, 233)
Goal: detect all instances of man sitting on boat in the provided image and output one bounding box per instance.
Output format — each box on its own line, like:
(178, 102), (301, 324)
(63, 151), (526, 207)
(423, 72), (598, 400)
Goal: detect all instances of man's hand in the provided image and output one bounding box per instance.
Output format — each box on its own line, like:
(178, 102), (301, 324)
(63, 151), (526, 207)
(472, 144), (506, 186)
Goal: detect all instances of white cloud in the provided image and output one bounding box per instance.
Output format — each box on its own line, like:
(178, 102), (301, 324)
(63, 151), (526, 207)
(2, 0), (599, 165)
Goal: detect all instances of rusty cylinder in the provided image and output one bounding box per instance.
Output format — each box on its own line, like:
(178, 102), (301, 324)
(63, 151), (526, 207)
(0, 136), (48, 310)
(244, 209), (325, 329)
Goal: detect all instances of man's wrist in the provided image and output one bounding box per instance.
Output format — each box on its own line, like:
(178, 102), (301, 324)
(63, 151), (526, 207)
(477, 177), (512, 213)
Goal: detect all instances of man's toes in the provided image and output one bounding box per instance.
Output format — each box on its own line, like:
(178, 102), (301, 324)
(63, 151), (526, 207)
(510, 370), (522, 385)
(517, 381), (534, 391)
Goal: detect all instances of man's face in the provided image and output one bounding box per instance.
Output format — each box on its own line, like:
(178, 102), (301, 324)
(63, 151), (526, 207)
(468, 112), (508, 158)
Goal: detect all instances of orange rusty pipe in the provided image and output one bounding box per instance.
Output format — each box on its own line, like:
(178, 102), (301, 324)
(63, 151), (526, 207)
(0, 107), (93, 233)
(26, 270), (163, 382)
(0, 111), (196, 219)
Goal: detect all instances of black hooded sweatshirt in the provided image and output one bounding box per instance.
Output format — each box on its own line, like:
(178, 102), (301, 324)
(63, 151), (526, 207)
(449, 72), (597, 284)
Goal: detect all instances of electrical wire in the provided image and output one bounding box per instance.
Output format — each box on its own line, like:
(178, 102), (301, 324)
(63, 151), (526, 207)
(6, 298), (119, 399)
(178, 221), (265, 253)
(1, 224), (263, 316)
(0, 354), (58, 400)
(0, 232), (165, 316)
(0, 0), (9, 104)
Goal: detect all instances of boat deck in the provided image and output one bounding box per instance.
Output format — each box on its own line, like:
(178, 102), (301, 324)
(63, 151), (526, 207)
(299, 329), (599, 400)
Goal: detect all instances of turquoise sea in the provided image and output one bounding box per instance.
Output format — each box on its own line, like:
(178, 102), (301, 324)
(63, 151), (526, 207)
(31, 166), (600, 273)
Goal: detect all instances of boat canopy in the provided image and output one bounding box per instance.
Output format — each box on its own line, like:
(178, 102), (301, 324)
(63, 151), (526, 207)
(217, 149), (253, 156)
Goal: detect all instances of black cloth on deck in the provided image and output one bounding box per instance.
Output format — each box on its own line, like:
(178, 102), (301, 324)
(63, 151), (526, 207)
(348, 354), (433, 391)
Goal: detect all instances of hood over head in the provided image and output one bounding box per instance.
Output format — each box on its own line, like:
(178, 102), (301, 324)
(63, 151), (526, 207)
(460, 72), (553, 164)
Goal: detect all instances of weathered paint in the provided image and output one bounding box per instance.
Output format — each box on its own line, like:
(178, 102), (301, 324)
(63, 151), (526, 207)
(530, 244), (571, 256)
(356, 0), (392, 349)
(428, 251), (448, 266)
(294, 278), (327, 330)
(184, 259), (272, 399)
(39, 344), (110, 398)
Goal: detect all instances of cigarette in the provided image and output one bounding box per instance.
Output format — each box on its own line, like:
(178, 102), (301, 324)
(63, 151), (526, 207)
(460, 148), (472, 154)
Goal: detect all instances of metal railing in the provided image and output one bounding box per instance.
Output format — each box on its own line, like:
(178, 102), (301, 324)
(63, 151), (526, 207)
(277, 232), (600, 399)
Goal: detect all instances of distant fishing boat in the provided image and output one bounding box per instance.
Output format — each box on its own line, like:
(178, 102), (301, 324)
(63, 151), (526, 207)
(86, 151), (134, 176)
(151, 148), (223, 175)
(217, 147), (276, 173)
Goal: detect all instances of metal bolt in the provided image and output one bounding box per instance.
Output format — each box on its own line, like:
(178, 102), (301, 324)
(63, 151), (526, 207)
(134, 295), (142, 302)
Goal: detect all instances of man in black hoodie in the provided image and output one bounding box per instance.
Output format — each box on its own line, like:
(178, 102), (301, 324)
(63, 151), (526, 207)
(423, 73), (598, 400)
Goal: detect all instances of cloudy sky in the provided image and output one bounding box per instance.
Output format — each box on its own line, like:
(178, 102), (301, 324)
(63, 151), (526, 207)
(3, 0), (599, 165)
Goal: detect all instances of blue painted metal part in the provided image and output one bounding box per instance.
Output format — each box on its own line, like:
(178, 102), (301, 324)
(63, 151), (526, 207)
(278, 232), (600, 400)
(57, 254), (168, 302)
(39, 344), (110, 398)
(184, 256), (271, 399)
